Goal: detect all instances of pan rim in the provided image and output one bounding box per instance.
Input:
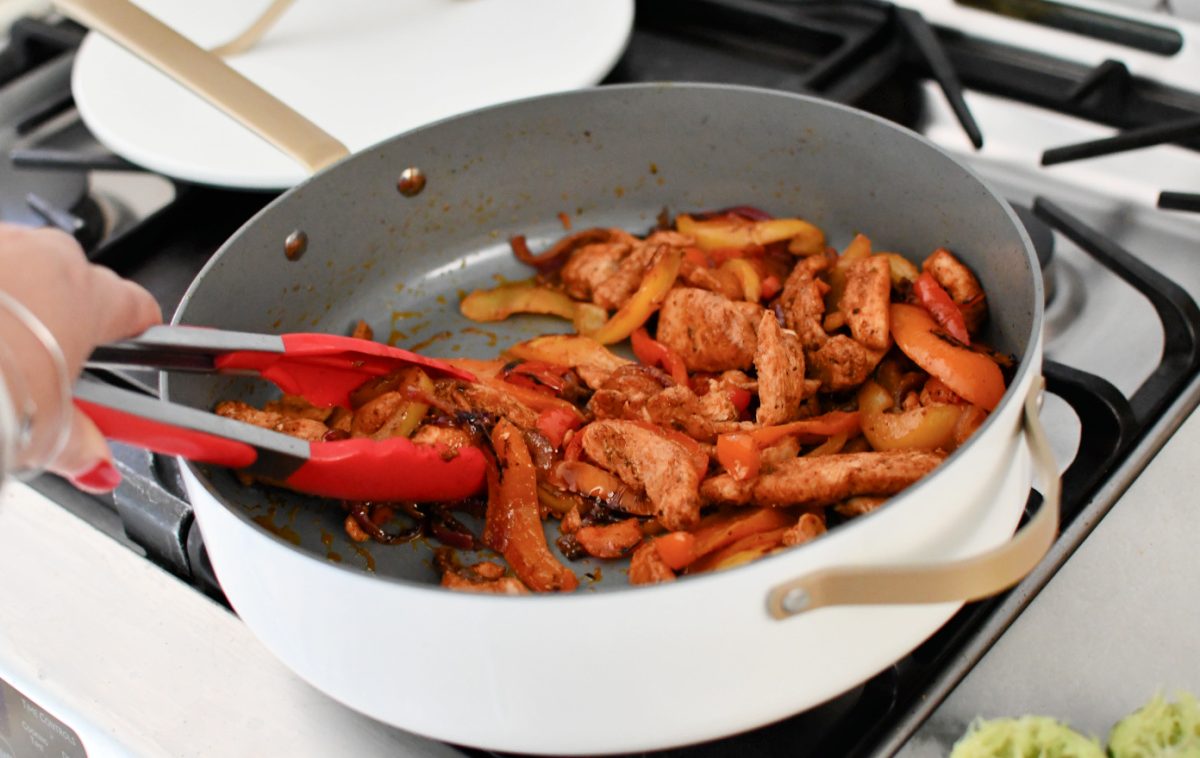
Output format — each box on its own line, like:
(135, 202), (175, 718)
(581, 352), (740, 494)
(166, 81), (1044, 600)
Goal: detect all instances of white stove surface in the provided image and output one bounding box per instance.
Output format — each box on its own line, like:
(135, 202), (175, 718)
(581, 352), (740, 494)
(901, 376), (1200, 755)
(0, 483), (454, 758)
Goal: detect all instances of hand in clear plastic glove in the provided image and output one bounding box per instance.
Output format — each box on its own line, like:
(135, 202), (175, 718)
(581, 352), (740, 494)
(0, 224), (161, 492)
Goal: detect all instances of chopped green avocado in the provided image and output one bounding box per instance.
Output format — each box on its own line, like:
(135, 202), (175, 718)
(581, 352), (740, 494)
(950, 716), (1105, 758)
(1108, 693), (1200, 758)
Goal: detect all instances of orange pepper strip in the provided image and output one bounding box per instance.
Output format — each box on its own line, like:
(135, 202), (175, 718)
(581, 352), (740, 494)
(630, 327), (690, 386)
(687, 527), (789, 574)
(484, 419), (578, 592)
(585, 247), (682, 345)
(890, 303), (1005, 411)
(653, 531), (698, 570)
(745, 410), (862, 448)
(715, 432), (760, 480)
(689, 507), (793, 562)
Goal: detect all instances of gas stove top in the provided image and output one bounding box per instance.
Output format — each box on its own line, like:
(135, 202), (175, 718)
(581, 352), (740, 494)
(2, 2), (1199, 756)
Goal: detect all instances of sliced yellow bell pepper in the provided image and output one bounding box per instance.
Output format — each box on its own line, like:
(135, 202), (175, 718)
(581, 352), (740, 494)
(878, 252), (919, 285)
(676, 214), (826, 256)
(584, 247), (682, 345)
(460, 282), (578, 323)
(857, 380), (963, 451)
(718, 258), (762, 302)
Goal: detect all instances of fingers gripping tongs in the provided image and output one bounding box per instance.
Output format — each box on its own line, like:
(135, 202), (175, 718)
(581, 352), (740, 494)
(78, 326), (487, 501)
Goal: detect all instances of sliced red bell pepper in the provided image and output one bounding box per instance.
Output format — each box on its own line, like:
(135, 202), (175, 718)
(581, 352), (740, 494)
(913, 272), (971, 345)
(562, 430), (586, 462)
(760, 274), (783, 301)
(536, 406), (582, 449)
(502, 360), (571, 396)
(727, 387), (753, 415)
(630, 327), (690, 386)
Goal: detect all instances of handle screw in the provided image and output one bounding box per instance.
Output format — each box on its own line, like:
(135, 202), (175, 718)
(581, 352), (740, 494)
(781, 587), (810, 614)
(284, 230), (308, 261)
(397, 167), (426, 197)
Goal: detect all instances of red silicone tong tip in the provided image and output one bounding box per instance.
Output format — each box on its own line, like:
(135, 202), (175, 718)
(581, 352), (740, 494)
(284, 437), (487, 501)
(214, 333), (477, 408)
(281, 334), (477, 382)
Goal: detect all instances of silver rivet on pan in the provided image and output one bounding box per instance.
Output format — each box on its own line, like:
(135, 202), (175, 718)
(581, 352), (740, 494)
(781, 587), (810, 614)
(397, 167), (426, 197)
(284, 230), (308, 261)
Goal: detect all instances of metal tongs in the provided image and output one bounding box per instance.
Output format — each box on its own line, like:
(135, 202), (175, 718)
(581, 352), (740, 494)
(77, 326), (487, 501)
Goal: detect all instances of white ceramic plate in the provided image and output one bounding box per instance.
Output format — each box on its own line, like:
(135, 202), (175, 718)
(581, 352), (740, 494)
(71, 0), (634, 189)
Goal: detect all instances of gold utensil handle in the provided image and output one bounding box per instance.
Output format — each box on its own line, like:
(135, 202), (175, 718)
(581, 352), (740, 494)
(57, 0), (349, 174)
(767, 376), (1059, 618)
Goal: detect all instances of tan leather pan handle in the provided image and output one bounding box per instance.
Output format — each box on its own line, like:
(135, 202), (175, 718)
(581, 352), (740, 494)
(56, 0), (349, 174)
(767, 376), (1059, 618)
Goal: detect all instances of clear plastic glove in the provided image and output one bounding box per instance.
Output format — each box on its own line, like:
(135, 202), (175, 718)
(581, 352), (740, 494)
(0, 224), (161, 492)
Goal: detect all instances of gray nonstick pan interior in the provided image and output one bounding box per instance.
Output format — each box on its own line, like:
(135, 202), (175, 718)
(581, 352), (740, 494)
(165, 83), (1039, 590)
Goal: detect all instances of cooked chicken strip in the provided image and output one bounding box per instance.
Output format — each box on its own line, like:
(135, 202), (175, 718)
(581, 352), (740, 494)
(215, 400), (329, 442)
(841, 255), (892, 350)
(645, 385), (716, 441)
(807, 335), (886, 393)
(441, 571), (530, 595)
(579, 420), (702, 530)
(264, 394), (333, 423)
(782, 512), (826, 547)
(753, 450), (945, 507)
(588, 231), (690, 310)
(588, 364), (673, 421)
(433, 380), (539, 430)
(656, 287), (762, 372)
(700, 472), (755, 506)
(780, 264), (828, 350)
(560, 240), (632, 302)
(922, 247), (986, 333)
(758, 436), (801, 469)
(411, 425), (474, 457)
(754, 311), (809, 425)
(629, 541), (676, 585)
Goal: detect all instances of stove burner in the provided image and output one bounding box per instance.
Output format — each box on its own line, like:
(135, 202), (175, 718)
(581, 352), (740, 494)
(0, 55), (96, 240)
(1012, 204), (1056, 304)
